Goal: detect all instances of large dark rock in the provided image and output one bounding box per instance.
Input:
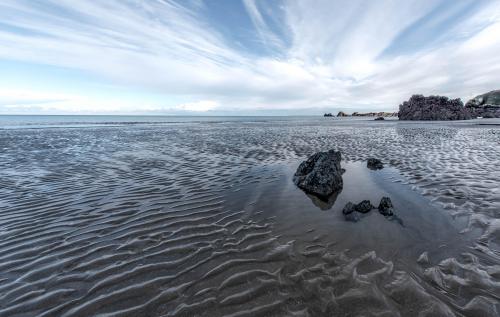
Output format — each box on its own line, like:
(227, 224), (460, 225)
(465, 90), (500, 118)
(398, 95), (471, 121)
(378, 197), (394, 216)
(293, 150), (343, 199)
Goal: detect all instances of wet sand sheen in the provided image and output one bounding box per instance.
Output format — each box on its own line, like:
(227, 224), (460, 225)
(0, 118), (499, 316)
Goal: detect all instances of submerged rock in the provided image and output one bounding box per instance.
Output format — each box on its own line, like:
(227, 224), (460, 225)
(465, 90), (500, 118)
(367, 158), (384, 170)
(398, 95), (471, 121)
(378, 196), (394, 216)
(355, 200), (374, 213)
(293, 150), (343, 199)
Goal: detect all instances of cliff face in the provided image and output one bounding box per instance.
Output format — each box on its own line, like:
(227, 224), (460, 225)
(398, 95), (471, 121)
(465, 90), (500, 118)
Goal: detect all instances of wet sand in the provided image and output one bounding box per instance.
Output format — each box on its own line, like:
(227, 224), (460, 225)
(0, 117), (499, 316)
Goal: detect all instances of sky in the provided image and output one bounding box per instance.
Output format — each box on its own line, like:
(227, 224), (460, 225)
(0, 0), (500, 115)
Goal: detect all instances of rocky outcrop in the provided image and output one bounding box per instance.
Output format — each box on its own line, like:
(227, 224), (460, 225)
(337, 111), (397, 117)
(398, 95), (471, 121)
(293, 150), (343, 199)
(367, 158), (383, 170)
(324, 113), (334, 117)
(465, 90), (500, 118)
(374, 117), (384, 121)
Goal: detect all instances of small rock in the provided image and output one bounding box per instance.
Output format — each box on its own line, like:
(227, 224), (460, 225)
(342, 202), (356, 215)
(367, 158), (384, 170)
(293, 150), (343, 199)
(378, 197), (394, 216)
(374, 116), (385, 121)
(355, 200), (374, 213)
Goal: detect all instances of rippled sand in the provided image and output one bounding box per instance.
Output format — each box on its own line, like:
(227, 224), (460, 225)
(1, 118), (499, 316)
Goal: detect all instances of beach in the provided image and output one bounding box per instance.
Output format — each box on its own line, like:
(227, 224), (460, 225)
(1, 116), (499, 316)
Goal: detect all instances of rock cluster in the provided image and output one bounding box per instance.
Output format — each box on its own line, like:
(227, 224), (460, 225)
(335, 111), (397, 117)
(367, 158), (383, 170)
(293, 150), (343, 199)
(342, 197), (394, 222)
(398, 95), (471, 121)
(465, 90), (500, 118)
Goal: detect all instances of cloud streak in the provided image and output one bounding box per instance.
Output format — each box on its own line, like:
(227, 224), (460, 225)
(0, 0), (499, 114)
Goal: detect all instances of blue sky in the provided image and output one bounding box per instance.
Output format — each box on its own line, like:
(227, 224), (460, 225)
(0, 0), (499, 115)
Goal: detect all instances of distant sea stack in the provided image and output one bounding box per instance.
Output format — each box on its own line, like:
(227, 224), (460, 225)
(398, 95), (471, 121)
(465, 90), (500, 118)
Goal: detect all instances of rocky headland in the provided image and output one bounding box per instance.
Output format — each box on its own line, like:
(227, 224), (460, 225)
(398, 94), (471, 121)
(334, 111), (397, 118)
(465, 90), (500, 118)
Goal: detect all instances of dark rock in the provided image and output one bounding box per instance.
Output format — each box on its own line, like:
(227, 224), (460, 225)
(342, 202), (356, 215)
(293, 150), (343, 199)
(398, 95), (471, 121)
(465, 90), (500, 118)
(324, 113), (333, 117)
(367, 158), (383, 170)
(378, 196), (394, 216)
(374, 117), (385, 121)
(355, 200), (374, 213)
(337, 111), (348, 117)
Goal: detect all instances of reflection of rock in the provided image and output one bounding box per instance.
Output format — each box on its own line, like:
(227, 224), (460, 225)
(293, 150), (343, 199)
(306, 190), (341, 210)
(342, 202), (356, 214)
(344, 211), (361, 222)
(399, 95), (471, 120)
(355, 200), (374, 213)
(378, 197), (394, 216)
(465, 90), (500, 118)
(367, 158), (384, 170)
(342, 202), (361, 222)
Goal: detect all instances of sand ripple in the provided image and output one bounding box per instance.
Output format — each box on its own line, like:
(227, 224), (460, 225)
(1, 119), (499, 316)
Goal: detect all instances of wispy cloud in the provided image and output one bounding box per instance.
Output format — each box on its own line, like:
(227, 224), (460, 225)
(0, 0), (499, 114)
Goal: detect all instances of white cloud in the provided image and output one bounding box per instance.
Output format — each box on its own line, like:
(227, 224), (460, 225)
(175, 100), (218, 112)
(0, 0), (499, 114)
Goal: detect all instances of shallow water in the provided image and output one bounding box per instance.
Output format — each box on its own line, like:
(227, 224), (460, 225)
(0, 117), (499, 316)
